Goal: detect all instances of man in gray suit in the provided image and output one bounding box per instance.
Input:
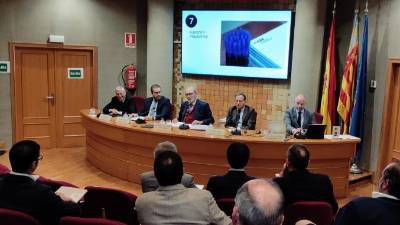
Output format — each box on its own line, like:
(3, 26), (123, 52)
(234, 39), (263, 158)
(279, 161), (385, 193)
(140, 141), (195, 193)
(284, 94), (315, 135)
(135, 151), (232, 225)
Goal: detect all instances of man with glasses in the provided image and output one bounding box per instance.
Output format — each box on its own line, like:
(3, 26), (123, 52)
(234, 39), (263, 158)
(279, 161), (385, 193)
(0, 140), (80, 225)
(139, 84), (171, 120)
(103, 85), (136, 116)
(176, 86), (214, 125)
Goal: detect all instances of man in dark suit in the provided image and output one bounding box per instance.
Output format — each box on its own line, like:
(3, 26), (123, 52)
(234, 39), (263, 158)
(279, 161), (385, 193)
(284, 94), (314, 135)
(0, 140), (80, 225)
(176, 86), (214, 125)
(102, 85), (136, 115)
(334, 161), (400, 225)
(225, 92), (257, 130)
(206, 142), (255, 200)
(140, 141), (196, 193)
(274, 144), (338, 213)
(139, 84), (171, 120)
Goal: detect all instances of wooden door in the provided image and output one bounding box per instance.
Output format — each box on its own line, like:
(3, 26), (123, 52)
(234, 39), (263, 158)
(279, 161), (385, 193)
(11, 43), (97, 148)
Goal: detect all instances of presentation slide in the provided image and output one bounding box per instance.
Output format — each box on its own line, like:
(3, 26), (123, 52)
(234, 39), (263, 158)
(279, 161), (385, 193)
(182, 10), (293, 79)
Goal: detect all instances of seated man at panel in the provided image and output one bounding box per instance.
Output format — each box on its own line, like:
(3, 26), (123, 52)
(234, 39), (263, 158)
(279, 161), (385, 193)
(274, 144), (338, 213)
(284, 94), (314, 135)
(225, 92), (257, 130)
(140, 141), (195, 193)
(139, 84), (171, 120)
(0, 140), (81, 225)
(334, 161), (400, 225)
(176, 86), (215, 125)
(135, 151), (231, 225)
(206, 142), (255, 200)
(232, 179), (284, 225)
(102, 85), (136, 115)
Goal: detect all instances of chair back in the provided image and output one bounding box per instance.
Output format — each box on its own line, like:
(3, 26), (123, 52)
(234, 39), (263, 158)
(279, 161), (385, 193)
(313, 112), (324, 124)
(82, 186), (138, 225)
(283, 201), (333, 225)
(0, 163), (10, 174)
(216, 198), (235, 217)
(132, 96), (144, 113)
(0, 208), (41, 225)
(38, 176), (79, 192)
(59, 216), (127, 225)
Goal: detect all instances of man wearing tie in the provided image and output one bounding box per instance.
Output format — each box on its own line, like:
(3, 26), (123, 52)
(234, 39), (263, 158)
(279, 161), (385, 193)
(284, 94), (314, 135)
(139, 84), (171, 120)
(176, 86), (214, 125)
(225, 93), (257, 130)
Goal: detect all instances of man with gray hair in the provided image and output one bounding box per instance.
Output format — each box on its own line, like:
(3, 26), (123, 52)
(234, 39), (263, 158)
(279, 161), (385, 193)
(103, 85), (136, 115)
(233, 179), (284, 225)
(140, 141), (196, 192)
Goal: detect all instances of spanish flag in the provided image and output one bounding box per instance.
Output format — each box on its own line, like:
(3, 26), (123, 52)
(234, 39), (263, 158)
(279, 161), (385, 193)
(337, 12), (359, 134)
(320, 14), (336, 134)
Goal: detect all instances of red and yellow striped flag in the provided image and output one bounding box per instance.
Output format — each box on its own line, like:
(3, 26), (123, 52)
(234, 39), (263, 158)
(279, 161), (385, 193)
(320, 15), (336, 134)
(337, 12), (359, 134)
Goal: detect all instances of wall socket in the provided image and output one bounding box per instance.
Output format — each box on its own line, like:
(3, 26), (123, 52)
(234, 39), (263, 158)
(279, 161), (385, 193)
(370, 80), (377, 88)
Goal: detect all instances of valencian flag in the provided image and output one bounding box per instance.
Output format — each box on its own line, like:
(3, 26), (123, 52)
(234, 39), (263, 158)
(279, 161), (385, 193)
(337, 12), (359, 134)
(320, 13), (336, 134)
(350, 11), (368, 163)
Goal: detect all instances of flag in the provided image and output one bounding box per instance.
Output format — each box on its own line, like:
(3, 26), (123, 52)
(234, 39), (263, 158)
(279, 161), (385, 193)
(337, 12), (359, 134)
(350, 13), (368, 163)
(320, 15), (336, 134)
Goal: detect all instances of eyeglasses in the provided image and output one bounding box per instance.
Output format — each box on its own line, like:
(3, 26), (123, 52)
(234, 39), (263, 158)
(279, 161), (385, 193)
(37, 155), (43, 161)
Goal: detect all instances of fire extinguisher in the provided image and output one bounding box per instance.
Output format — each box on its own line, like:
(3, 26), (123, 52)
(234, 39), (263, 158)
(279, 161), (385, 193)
(121, 64), (137, 96)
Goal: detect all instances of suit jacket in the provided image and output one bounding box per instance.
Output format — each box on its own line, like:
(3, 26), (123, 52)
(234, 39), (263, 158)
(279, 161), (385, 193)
(0, 174), (80, 225)
(284, 107), (314, 134)
(225, 105), (257, 130)
(274, 169), (338, 213)
(102, 96), (136, 114)
(206, 170), (255, 200)
(140, 171), (196, 193)
(135, 184), (232, 225)
(139, 96), (171, 120)
(334, 196), (400, 225)
(178, 99), (215, 125)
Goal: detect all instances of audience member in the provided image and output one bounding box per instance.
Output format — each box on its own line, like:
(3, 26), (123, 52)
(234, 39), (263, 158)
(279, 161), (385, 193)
(139, 84), (171, 120)
(140, 141), (195, 193)
(232, 179), (284, 225)
(225, 92), (257, 130)
(0, 140), (80, 225)
(274, 144), (338, 213)
(284, 94), (314, 135)
(334, 161), (400, 225)
(103, 85), (136, 115)
(206, 142), (255, 199)
(135, 151), (231, 225)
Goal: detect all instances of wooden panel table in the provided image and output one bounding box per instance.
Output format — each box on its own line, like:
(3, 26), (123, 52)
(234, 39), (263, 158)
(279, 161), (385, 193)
(81, 110), (359, 197)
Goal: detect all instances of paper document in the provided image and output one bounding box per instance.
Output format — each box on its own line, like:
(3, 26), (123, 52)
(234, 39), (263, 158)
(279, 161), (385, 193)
(55, 186), (87, 203)
(189, 124), (210, 131)
(195, 184), (205, 189)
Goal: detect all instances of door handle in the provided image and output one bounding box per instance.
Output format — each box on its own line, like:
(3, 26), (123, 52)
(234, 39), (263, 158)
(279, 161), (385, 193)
(46, 96), (55, 99)
(46, 94), (55, 104)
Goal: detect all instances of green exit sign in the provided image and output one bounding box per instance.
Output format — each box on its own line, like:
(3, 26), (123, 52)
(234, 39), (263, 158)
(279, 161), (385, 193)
(0, 61), (10, 73)
(67, 68), (84, 79)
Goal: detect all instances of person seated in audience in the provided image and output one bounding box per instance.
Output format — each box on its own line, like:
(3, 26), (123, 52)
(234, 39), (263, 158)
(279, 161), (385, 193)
(274, 144), (338, 213)
(284, 94), (315, 135)
(0, 140), (80, 225)
(135, 151), (231, 225)
(140, 141), (195, 193)
(334, 161), (400, 225)
(102, 85), (136, 115)
(175, 86), (215, 125)
(225, 92), (257, 130)
(139, 84), (171, 120)
(232, 179), (284, 225)
(206, 142), (255, 199)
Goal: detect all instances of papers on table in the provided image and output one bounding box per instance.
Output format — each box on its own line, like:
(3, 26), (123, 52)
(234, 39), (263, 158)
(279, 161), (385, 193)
(189, 124), (210, 131)
(324, 134), (360, 140)
(55, 186), (87, 203)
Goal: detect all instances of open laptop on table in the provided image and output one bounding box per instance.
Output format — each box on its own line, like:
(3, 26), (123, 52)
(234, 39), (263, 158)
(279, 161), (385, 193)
(305, 124), (326, 139)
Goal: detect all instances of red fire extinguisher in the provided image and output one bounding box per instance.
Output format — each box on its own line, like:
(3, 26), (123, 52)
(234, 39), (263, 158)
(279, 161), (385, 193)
(122, 64), (137, 95)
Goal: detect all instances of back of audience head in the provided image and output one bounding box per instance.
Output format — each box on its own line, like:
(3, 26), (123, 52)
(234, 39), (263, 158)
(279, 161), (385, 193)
(227, 142), (250, 169)
(233, 179), (284, 225)
(287, 144), (309, 170)
(154, 150), (183, 187)
(9, 140), (41, 174)
(153, 141), (177, 158)
(379, 161), (400, 198)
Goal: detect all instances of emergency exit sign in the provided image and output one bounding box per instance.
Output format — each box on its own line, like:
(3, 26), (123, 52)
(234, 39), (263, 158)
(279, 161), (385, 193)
(68, 68), (84, 79)
(0, 61), (10, 73)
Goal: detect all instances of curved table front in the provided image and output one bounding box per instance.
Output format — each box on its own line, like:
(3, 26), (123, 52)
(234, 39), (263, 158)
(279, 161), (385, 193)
(81, 110), (358, 197)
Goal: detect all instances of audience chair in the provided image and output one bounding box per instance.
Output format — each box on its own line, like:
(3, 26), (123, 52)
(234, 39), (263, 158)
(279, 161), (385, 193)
(132, 96), (144, 113)
(216, 198), (235, 217)
(0, 208), (41, 225)
(59, 216), (127, 225)
(38, 176), (79, 192)
(313, 112), (324, 124)
(0, 163), (10, 174)
(82, 186), (138, 225)
(283, 201), (334, 225)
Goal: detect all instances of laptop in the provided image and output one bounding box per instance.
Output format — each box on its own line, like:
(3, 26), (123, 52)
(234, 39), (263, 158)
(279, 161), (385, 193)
(306, 124), (326, 139)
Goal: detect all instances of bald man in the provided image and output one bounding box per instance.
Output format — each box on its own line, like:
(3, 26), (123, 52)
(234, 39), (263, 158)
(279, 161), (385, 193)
(233, 179), (284, 225)
(284, 94), (314, 135)
(103, 86), (136, 115)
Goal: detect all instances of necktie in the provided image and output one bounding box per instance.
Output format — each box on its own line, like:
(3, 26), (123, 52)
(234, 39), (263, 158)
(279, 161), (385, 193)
(297, 111), (302, 128)
(236, 109), (241, 125)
